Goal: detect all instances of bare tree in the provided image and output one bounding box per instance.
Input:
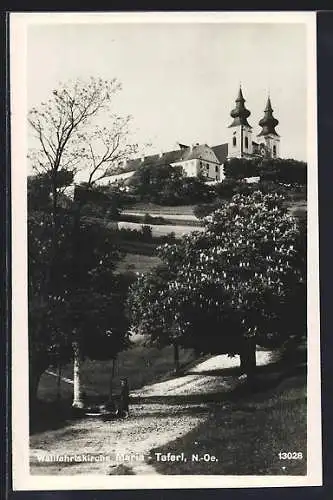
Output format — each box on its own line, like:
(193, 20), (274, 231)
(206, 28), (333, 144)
(28, 77), (138, 409)
(76, 117), (137, 188)
(29, 78), (122, 193)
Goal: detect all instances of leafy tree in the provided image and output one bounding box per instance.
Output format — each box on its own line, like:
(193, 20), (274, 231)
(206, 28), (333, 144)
(129, 163), (181, 202)
(128, 192), (306, 381)
(129, 163), (213, 206)
(259, 158), (307, 185)
(223, 157), (307, 185)
(223, 158), (261, 180)
(28, 209), (130, 404)
(214, 178), (256, 200)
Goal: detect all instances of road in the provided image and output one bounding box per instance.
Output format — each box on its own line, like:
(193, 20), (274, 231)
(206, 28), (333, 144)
(30, 350), (276, 475)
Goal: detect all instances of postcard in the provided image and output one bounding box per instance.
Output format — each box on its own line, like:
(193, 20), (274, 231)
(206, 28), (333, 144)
(10, 11), (321, 490)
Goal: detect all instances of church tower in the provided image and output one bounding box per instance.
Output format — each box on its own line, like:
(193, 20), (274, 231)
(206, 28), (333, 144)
(227, 86), (253, 158)
(257, 96), (280, 158)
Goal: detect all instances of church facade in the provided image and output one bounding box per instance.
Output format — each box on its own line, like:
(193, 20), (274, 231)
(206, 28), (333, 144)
(227, 86), (280, 162)
(108, 87), (281, 185)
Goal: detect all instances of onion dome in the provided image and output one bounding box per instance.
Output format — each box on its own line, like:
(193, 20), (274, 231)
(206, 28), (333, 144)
(258, 97), (279, 136)
(229, 87), (252, 128)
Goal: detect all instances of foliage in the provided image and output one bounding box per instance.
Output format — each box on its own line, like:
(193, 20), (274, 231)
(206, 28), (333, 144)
(223, 158), (261, 179)
(28, 77), (138, 236)
(142, 213), (166, 225)
(197, 178), (306, 218)
(129, 164), (180, 201)
(193, 199), (226, 219)
(75, 183), (127, 220)
(259, 158), (307, 185)
(214, 179), (254, 199)
(129, 163), (214, 205)
(28, 208), (130, 398)
(115, 225), (176, 245)
(28, 170), (74, 211)
(128, 192), (306, 364)
(223, 157), (307, 185)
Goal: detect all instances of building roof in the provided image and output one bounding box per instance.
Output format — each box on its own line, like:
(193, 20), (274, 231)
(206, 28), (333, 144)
(258, 96), (280, 137)
(112, 141), (229, 180)
(212, 143), (228, 163)
(179, 144), (212, 162)
(229, 86), (252, 128)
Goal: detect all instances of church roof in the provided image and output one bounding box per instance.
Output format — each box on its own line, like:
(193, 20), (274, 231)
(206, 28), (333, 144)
(123, 143), (224, 171)
(124, 150), (184, 172)
(180, 144), (212, 161)
(258, 96), (280, 137)
(113, 142), (228, 177)
(229, 86), (252, 128)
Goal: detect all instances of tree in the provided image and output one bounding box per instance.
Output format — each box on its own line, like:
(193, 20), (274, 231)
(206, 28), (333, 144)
(129, 163), (181, 202)
(129, 163), (213, 206)
(259, 158), (307, 185)
(128, 192), (306, 381)
(28, 77), (137, 288)
(223, 157), (307, 186)
(28, 77), (121, 230)
(28, 78), (138, 406)
(223, 157), (261, 180)
(28, 208), (131, 404)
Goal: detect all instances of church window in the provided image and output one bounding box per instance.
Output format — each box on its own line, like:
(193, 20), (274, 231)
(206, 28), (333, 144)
(215, 165), (219, 173)
(245, 136), (249, 149)
(273, 145), (277, 157)
(233, 137), (236, 147)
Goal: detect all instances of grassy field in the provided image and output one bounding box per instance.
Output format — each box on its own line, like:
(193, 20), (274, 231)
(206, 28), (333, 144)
(38, 344), (197, 404)
(150, 373), (307, 475)
(115, 253), (161, 274)
(117, 221), (203, 238)
(123, 203), (197, 216)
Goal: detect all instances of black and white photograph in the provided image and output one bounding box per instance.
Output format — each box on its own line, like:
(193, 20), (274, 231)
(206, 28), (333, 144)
(10, 11), (321, 490)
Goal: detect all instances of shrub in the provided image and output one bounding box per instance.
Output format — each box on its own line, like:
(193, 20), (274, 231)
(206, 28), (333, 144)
(142, 213), (166, 225)
(141, 225), (153, 241)
(194, 200), (225, 219)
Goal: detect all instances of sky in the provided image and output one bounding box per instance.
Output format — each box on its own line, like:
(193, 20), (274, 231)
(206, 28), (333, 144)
(26, 15), (310, 161)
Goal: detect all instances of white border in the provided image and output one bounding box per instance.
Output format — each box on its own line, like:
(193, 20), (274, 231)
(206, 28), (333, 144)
(10, 11), (321, 490)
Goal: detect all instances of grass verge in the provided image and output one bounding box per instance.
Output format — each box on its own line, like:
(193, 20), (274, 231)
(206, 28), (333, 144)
(149, 373), (306, 475)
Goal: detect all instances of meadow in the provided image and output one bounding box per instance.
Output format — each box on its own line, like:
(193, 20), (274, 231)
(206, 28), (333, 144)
(38, 343), (198, 404)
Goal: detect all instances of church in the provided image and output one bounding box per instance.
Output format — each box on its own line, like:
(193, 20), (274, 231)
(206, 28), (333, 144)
(109, 86), (281, 184)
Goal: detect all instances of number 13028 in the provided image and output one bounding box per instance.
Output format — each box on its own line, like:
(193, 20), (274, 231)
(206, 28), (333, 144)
(278, 451), (303, 460)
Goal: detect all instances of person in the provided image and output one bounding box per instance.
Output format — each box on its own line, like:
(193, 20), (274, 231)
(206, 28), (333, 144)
(116, 378), (129, 418)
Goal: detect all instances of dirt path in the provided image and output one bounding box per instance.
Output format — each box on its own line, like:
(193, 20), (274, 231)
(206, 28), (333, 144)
(30, 350), (276, 475)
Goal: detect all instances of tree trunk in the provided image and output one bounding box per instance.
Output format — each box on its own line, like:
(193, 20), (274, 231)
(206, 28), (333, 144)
(56, 363), (62, 401)
(109, 357), (116, 400)
(72, 341), (84, 408)
(173, 342), (180, 374)
(49, 182), (59, 289)
(29, 367), (42, 405)
(29, 357), (48, 406)
(239, 338), (257, 381)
